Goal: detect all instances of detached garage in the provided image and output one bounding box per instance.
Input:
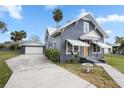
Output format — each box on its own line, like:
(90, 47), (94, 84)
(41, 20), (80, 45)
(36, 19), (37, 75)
(21, 42), (44, 54)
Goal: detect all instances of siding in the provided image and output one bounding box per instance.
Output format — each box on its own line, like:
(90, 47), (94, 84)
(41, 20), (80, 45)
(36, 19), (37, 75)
(60, 19), (104, 62)
(45, 17), (105, 62)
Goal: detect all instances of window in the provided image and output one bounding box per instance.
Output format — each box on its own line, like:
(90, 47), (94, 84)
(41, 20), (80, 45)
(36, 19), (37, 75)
(84, 21), (89, 33)
(48, 41), (53, 49)
(92, 43), (101, 54)
(53, 41), (56, 49)
(73, 46), (79, 54)
(66, 42), (80, 54)
(66, 42), (72, 54)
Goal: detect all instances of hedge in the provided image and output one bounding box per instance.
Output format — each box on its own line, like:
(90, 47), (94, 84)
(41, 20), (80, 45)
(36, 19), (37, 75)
(44, 49), (60, 62)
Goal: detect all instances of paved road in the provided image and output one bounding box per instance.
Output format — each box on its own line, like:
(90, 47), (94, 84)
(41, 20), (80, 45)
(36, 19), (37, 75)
(5, 54), (96, 88)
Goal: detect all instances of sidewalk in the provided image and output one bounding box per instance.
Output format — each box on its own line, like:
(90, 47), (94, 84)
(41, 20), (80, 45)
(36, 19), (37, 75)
(97, 63), (124, 88)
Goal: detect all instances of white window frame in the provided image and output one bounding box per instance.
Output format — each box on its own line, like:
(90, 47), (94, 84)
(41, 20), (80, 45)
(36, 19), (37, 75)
(92, 43), (101, 54)
(66, 41), (80, 54)
(66, 41), (72, 54)
(52, 41), (56, 49)
(84, 21), (89, 33)
(73, 46), (80, 54)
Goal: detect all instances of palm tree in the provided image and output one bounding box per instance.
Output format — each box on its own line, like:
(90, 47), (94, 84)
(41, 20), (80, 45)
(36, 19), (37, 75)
(115, 36), (124, 44)
(10, 30), (26, 52)
(0, 21), (7, 33)
(53, 8), (63, 29)
(115, 36), (124, 54)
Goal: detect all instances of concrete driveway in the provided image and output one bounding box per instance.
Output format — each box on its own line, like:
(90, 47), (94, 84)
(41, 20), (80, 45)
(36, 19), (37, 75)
(5, 54), (96, 88)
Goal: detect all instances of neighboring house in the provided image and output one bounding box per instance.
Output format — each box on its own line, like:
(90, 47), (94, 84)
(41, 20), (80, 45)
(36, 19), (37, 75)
(104, 42), (112, 54)
(20, 42), (44, 54)
(112, 43), (121, 54)
(45, 13), (110, 62)
(104, 46), (112, 54)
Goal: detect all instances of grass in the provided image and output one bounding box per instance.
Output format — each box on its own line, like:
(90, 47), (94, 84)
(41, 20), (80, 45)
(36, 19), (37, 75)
(0, 50), (20, 88)
(57, 62), (120, 88)
(105, 54), (124, 74)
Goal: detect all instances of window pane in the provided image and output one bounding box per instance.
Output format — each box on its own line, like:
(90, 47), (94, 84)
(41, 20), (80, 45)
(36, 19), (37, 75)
(97, 46), (100, 52)
(93, 43), (96, 52)
(67, 42), (72, 53)
(84, 22), (89, 33)
(74, 46), (78, 53)
(92, 43), (101, 53)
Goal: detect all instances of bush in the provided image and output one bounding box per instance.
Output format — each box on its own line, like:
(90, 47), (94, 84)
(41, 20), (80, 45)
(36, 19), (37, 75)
(0, 43), (6, 49)
(8, 44), (15, 50)
(8, 44), (20, 50)
(44, 49), (60, 62)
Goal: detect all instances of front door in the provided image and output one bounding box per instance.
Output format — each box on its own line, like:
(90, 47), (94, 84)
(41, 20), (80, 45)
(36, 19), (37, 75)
(84, 47), (89, 58)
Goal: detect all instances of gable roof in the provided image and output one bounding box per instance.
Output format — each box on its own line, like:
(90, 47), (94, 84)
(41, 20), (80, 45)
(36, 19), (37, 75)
(51, 13), (107, 37)
(80, 30), (101, 41)
(46, 27), (56, 36)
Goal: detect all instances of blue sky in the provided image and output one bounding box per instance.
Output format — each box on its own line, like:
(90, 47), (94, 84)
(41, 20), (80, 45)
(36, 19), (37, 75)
(0, 5), (124, 44)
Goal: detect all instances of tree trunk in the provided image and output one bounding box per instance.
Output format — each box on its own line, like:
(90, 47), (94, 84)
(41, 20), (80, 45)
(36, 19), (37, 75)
(15, 41), (18, 53)
(56, 22), (59, 29)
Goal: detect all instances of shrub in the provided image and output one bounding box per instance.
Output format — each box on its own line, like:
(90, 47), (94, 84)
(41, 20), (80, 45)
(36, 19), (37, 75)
(0, 43), (6, 49)
(8, 44), (20, 50)
(44, 49), (60, 62)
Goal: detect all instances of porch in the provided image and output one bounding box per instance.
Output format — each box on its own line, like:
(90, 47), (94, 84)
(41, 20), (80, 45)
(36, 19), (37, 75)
(65, 31), (111, 63)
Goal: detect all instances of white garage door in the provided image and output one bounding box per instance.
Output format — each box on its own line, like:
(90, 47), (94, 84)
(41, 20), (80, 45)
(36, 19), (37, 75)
(25, 46), (43, 54)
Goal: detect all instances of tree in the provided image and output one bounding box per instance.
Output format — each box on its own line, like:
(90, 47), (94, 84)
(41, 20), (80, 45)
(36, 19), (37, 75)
(0, 21), (8, 33)
(10, 30), (26, 52)
(118, 40), (124, 54)
(115, 36), (124, 44)
(53, 8), (63, 29)
(115, 36), (124, 54)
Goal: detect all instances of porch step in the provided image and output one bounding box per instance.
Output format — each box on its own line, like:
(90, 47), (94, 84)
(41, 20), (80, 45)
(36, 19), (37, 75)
(80, 57), (106, 64)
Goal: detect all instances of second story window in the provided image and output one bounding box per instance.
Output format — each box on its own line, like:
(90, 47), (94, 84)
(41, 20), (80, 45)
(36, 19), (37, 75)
(84, 21), (89, 33)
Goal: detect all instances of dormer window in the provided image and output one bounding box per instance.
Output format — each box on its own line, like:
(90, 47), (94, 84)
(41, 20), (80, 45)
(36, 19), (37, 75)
(84, 21), (89, 33)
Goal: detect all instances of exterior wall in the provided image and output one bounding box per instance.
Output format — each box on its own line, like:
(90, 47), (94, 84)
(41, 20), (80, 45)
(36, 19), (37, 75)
(52, 35), (61, 50)
(60, 19), (104, 62)
(104, 48), (112, 54)
(45, 18), (105, 62)
(45, 29), (61, 50)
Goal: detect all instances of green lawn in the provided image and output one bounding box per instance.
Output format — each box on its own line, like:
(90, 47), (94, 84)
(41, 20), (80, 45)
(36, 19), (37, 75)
(0, 51), (19, 88)
(57, 62), (119, 88)
(105, 54), (124, 74)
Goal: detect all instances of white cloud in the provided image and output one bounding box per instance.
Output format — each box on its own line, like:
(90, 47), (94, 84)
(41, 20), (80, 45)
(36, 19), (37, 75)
(106, 30), (112, 34)
(77, 9), (87, 17)
(44, 5), (58, 10)
(77, 9), (93, 18)
(0, 5), (23, 20)
(96, 14), (124, 24)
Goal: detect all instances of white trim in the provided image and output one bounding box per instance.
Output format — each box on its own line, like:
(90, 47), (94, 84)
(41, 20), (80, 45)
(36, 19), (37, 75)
(92, 43), (101, 54)
(80, 30), (101, 41)
(52, 41), (56, 49)
(83, 21), (89, 33)
(73, 46), (80, 54)
(66, 39), (90, 47)
(66, 41), (71, 54)
(66, 41), (80, 55)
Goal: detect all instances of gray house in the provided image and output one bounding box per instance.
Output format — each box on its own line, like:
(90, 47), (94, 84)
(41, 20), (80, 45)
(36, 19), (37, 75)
(45, 13), (110, 62)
